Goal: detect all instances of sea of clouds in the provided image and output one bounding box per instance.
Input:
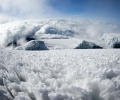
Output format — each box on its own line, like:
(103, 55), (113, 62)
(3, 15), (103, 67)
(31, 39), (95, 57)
(0, 19), (120, 49)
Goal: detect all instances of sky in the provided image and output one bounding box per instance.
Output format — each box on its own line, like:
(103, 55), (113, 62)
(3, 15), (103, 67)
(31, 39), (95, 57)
(0, 0), (120, 23)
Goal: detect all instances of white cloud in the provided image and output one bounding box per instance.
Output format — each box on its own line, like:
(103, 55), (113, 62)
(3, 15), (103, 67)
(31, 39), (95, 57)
(0, 14), (10, 23)
(0, 0), (58, 19)
(0, 14), (21, 23)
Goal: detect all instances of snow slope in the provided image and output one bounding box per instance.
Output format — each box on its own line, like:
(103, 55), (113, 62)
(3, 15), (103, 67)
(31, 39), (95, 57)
(0, 49), (120, 100)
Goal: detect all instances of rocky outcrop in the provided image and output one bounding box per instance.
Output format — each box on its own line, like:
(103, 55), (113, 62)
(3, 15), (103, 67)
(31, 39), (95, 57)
(75, 40), (102, 49)
(15, 40), (48, 50)
(101, 34), (120, 48)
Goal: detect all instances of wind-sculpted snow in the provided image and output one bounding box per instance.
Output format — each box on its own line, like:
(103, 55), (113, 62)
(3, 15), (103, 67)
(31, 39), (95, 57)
(0, 50), (120, 100)
(0, 19), (120, 49)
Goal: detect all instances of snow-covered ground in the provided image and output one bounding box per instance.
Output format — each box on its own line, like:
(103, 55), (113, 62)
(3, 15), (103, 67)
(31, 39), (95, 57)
(0, 49), (120, 100)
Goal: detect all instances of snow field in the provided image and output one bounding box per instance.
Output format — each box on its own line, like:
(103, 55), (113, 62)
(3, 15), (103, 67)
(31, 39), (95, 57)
(0, 49), (120, 100)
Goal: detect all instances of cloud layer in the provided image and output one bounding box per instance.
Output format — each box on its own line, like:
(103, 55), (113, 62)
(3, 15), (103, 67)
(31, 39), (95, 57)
(0, 0), (58, 21)
(0, 19), (120, 49)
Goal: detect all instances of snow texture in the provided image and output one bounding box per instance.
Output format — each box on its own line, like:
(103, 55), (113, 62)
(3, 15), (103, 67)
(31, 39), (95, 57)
(0, 50), (120, 100)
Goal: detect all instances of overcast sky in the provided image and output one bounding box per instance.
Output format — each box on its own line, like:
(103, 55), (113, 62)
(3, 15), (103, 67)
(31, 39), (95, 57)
(0, 0), (120, 23)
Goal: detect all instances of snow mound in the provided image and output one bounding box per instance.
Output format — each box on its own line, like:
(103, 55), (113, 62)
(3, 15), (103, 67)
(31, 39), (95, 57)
(15, 40), (48, 50)
(101, 34), (120, 48)
(75, 40), (102, 49)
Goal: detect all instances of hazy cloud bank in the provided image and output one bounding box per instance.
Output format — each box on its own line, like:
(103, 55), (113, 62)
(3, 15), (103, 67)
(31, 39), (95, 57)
(0, 19), (120, 49)
(0, 0), (58, 22)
